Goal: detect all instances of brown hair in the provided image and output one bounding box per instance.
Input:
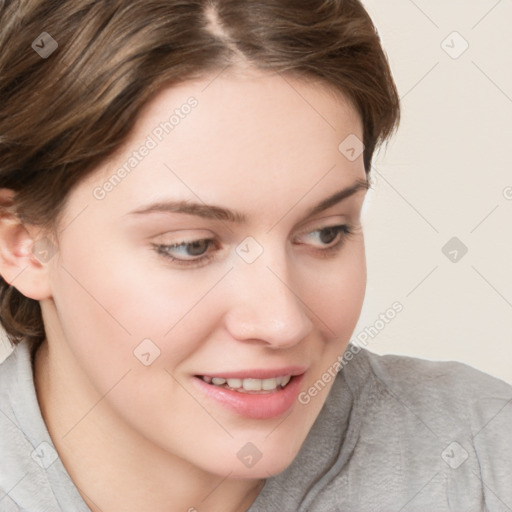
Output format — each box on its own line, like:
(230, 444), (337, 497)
(0, 0), (400, 350)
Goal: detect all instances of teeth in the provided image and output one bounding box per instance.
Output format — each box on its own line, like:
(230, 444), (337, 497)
(201, 375), (293, 391)
(262, 378), (277, 390)
(281, 375), (291, 387)
(226, 378), (242, 388)
(242, 378), (262, 391)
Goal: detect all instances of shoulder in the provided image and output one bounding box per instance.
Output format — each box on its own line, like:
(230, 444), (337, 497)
(352, 347), (512, 438)
(362, 349), (511, 501)
(361, 346), (512, 389)
(0, 338), (89, 510)
(360, 348), (512, 413)
(338, 345), (512, 432)
(0, 338), (44, 469)
(336, 347), (512, 509)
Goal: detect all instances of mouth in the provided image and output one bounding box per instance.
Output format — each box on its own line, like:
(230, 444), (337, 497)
(194, 374), (295, 394)
(192, 370), (307, 419)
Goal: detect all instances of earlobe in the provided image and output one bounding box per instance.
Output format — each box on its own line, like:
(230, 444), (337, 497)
(0, 190), (53, 301)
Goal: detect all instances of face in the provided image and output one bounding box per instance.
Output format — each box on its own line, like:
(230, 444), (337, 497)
(42, 69), (368, 479)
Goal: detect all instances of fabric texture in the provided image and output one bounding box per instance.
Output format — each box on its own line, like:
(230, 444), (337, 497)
(1, 338), (511, 512)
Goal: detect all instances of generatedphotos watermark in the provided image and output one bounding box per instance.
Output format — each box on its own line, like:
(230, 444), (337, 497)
(92, 96), (198, 200)
(298, 301), (403, 405)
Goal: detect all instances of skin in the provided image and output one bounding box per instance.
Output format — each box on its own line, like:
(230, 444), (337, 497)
(1, 68), (368, 512)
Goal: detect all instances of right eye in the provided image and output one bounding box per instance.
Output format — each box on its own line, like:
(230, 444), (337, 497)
(152, 238), (219, 267)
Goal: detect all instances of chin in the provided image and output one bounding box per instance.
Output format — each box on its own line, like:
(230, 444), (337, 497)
(197, 445), (298, 480)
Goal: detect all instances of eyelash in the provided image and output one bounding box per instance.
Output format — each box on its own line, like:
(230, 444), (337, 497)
(152, 224), (356, 268)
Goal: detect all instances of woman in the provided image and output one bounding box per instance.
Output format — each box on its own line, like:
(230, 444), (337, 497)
(0, 1), (510, 511)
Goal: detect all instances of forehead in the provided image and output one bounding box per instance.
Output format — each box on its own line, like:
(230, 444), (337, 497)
(71, 70), (365, 224)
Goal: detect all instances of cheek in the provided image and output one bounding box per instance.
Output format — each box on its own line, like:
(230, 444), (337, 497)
(49, 238), (221, 384)
(301, 238), (366, 342)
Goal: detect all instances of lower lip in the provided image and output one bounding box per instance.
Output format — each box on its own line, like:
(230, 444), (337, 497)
(192, 373), (305, 420)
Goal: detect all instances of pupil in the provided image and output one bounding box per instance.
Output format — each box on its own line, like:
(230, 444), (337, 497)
(320, 227), (338, 244)
(188, 240), (209, 256)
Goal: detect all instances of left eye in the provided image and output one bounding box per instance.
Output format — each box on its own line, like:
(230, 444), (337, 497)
(298, 224), (352, 249)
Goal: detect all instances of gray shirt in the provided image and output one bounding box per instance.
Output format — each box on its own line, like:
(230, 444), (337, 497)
(1, 338), (511, 511)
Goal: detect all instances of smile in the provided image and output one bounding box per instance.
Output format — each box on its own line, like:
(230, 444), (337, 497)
(198, 375), (293, 393)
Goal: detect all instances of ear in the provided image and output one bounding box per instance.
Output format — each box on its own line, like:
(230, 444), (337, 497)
(0, 189), (53, 301)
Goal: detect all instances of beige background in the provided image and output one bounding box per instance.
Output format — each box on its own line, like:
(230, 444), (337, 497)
(1, 1), (511, 383)
(356, 0), (512, 383)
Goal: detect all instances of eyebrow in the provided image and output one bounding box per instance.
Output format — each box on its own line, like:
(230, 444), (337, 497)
(128, 178), (370, 223)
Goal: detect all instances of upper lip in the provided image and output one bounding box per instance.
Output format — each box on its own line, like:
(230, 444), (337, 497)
(195, 366), (308, 380)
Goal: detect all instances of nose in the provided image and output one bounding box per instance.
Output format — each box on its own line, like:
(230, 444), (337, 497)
(224, 248), (314, 349)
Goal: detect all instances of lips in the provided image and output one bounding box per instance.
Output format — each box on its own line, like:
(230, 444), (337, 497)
(192, 371), (306, 419)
